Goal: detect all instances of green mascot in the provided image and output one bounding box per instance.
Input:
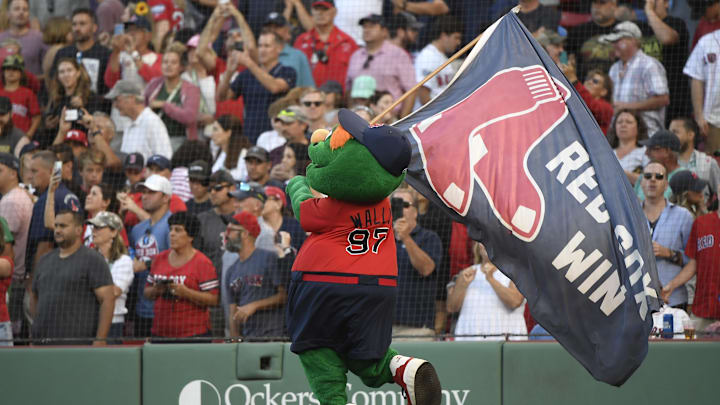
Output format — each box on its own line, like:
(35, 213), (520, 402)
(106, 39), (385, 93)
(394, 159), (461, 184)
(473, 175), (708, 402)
(285, 109), (442, 405)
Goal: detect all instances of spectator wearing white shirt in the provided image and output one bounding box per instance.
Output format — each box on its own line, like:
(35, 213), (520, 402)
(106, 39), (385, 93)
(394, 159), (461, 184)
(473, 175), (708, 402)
(683, 29), (720, 154)
(414, 16), (463, 109)
(447, 242), (526, 341)
(88, 211), (133, 341)
(210, 115), (251, 182)
(607, 109), (649, 185)
(601, 21), (670, 136)
(332, 0), (383, 46)
(106, 79), (172, 160)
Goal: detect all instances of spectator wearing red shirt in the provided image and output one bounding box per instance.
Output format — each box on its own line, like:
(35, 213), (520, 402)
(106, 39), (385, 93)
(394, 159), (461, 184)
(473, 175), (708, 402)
(663, 201), (720, 333)
(105, 17), (163, 90)
(0, 54), (40, 138)
(144, 211), (218, 339)
(562, 64), (614, 135)
(690, 0), (720, 49)
(294, 0), (358, 92)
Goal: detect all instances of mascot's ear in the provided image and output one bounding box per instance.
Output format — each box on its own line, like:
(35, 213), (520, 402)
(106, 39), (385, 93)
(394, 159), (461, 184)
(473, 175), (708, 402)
(310, 128), (330, 144)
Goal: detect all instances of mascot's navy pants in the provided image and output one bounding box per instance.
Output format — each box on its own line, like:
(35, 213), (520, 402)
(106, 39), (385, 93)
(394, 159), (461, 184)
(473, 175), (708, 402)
(287, 272), (399, 404)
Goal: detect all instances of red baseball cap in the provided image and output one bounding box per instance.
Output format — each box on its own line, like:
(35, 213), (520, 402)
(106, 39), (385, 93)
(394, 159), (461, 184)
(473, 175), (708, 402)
(230, 211), (260, 238)
(65, 129), (88, 147)
(312, 0), (335, 8)
(264, 186), (286, 208)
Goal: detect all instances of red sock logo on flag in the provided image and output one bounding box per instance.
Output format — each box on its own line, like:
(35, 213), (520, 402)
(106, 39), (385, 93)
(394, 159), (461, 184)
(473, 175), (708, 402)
(410, 65), (571, 241)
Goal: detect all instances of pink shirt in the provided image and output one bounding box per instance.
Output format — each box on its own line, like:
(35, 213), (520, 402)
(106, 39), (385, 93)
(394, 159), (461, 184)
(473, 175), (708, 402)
(346, 41), (417, 101)
(0, 187), (33, 281)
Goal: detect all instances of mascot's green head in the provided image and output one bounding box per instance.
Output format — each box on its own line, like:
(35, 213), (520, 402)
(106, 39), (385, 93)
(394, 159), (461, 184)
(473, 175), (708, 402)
(305, 109), (411, 203)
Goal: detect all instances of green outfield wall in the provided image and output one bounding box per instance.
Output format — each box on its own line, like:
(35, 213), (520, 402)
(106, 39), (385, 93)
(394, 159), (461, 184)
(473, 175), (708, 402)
(1, 341), (717, 405)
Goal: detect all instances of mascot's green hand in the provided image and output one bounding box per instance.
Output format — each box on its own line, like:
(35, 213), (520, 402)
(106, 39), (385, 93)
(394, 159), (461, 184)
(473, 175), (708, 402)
(286, 175), (313, 222)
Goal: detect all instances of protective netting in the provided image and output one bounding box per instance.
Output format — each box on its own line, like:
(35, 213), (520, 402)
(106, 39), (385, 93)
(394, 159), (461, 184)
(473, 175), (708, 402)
(0, 0), (718, 345)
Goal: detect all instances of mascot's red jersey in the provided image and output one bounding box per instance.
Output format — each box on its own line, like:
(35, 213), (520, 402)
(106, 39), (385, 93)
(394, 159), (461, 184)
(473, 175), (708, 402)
(292, 197), (397, 277)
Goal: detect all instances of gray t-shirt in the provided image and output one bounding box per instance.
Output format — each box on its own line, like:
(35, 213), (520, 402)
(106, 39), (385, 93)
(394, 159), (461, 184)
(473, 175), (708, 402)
(32, 246), (113, 343)
(226, 248), (287, 338)
(194, 209), (231, 277)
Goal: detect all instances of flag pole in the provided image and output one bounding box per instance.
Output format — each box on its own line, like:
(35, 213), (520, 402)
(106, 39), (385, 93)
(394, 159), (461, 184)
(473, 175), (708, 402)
(369, 33), (483, 125)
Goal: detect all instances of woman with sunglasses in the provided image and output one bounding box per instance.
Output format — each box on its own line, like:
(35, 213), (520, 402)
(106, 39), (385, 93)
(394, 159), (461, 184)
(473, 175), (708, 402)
(210, 114), (252, 181)
(88, 211), (133, 341)
(607, 109), (649, 185)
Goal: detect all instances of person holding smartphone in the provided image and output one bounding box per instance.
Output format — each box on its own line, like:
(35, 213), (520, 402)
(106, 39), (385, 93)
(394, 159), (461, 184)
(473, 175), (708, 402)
(144, 211), (218, 341)
(105, 17), (162, 90)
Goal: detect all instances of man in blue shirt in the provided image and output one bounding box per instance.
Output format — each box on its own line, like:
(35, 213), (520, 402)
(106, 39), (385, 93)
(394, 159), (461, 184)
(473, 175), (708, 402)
(25, 151), (82, 276)
(391, 188), (443, 340)
(262, 12), (315, 88)
(128, 175), (173, 337)
(218, 30), (297, 144)
(640, 161), (694, 310)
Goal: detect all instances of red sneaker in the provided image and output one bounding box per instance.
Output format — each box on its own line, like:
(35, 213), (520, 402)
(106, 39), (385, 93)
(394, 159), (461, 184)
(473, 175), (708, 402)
(389, 355), (442, 405)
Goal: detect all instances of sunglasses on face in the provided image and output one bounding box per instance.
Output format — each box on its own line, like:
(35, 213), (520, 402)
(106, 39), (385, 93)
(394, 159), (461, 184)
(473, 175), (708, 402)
(302, 101), (323, 107)
(643, 172), (665, 180)
(211, 184), (230, 192)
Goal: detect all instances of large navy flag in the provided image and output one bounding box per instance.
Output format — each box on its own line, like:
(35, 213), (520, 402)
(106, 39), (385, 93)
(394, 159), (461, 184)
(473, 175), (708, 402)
(395, 12), (662, 386)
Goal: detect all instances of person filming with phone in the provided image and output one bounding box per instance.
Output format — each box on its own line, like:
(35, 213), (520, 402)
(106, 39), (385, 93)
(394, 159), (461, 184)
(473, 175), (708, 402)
(42, 58), (111, 144)
(390, 188), (443, 341)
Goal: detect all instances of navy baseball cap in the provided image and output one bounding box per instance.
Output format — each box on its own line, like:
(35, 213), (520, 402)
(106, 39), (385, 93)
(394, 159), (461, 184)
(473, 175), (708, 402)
(0, 152), (19, 172)
(264, 12), (288, 27)
(640, 130), (681, 152)
(669, 170), (708, 194)
(147, 154), (171, 170)
(125, 16), (152, 32)
(337, 108), (411, 177)
(124, 152), (144, 170)
(359, 14), (386, 27)
(229, 181), (267, 202)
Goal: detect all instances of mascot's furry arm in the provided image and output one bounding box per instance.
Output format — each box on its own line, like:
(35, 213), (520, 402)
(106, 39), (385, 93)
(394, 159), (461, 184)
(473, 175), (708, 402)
(287, 175), (313, 222)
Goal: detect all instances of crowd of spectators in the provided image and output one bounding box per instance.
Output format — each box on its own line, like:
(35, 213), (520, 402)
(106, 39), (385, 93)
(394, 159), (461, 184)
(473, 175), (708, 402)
(0, 0), (718, 345)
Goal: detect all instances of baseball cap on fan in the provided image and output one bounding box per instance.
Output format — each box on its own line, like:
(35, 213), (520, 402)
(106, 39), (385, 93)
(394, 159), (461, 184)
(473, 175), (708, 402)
(86, 211), (123, 230)
(65, 129), (89, 147)
(124, 152), (144, 171)
(264, 12), (288, 27)
(312, 0), (335, 8)
(230, 211), (260, 238)
(599, 21), (642, 43)
(188, 160), (210, 181)
(669, 170), (708, 194)
(138, 174), (173, 196)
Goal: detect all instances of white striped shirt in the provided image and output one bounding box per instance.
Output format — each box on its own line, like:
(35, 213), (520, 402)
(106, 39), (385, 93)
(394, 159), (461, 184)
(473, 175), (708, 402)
(609, 50), (669, 135)
(449, 265), (527, 341)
